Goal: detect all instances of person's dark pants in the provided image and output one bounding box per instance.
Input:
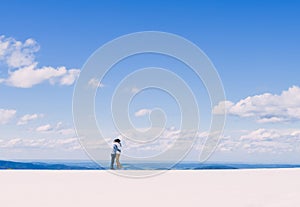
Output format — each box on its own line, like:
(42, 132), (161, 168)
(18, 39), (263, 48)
(110, 153), (116, 169)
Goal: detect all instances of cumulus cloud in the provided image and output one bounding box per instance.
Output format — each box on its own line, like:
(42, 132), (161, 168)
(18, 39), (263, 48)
(0, 35), (80, 88)
(17, 113), (43, 125)
(0, 35), (39, 68)
(59, 69), (80, 85)
(0, 109), (16, 124)
(191, 128), (300, 154)
(239, 128), (300, 154)
(212, 127), (300, 154)
(192, 128), (300, 154)
(135, 109), (152, 117)
(213, 86), (300, 123)
(4, 63), (80, 88)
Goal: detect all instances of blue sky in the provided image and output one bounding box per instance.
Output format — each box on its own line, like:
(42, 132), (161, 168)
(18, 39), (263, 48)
(0, 0), (300, 163)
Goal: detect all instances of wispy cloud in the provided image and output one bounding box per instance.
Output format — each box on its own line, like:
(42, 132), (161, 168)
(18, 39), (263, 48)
(0, 137), (81, 151)
(0, 109), (16, 124)
(36, 124), (52, 132)
(35, 122), (76, 136)
(131, 87), (140, 94)
(88, 78), (104, 89)
(17, 113), (43, 125)
(213, 86), (300, 123)
(0, 35), (80, 88)
(134, 109), (152, 117)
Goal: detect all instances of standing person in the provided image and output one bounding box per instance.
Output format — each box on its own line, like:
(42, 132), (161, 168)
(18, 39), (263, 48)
(110, 138), (121, 169)
(115, 139), (122, 169)
(110, 139), (121, 170)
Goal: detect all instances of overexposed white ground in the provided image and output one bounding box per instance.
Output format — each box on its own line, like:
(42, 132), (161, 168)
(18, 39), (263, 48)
(1, 169), (300, 207)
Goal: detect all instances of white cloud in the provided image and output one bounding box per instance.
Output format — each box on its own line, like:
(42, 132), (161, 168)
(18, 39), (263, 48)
(189, 128), (300, 154)
(240, 128), (300, 141)
(4, 63), (80, 88)
(213, 86), (300, 123)
(239, 128), (300, 154)
(59, 69), (80, 85)
(0, 109), (16, 124)
(212, 101), (234, 115)
(186, 128), (300, 154)
(55, 121), (63, 129)
(119, 127), (208, 157)
(0, 35), (39, 68)
(57, 128), (76, 136)
(0, 35), (80, 88)
(35, 122), (76, 136)
(240, 128), (282, 141)
(88, 78), (104, 89)
(242, 140), (293, 154)
(1, 138), (22, 148)
(135, 109), (152, 117)
(17, 113), (43, 125)
(215, 135), (239, 152)
(0, 137), (82, 151)
(131, 87), (140, 94)
(0, 36), (9, 57)
(36, 124), (52, 132)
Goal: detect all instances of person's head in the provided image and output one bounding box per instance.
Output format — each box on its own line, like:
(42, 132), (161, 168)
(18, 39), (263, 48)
(114, 138), (121, 143)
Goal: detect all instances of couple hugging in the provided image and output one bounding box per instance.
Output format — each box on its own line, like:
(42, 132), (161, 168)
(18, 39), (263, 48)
(110, 138), (122, 170)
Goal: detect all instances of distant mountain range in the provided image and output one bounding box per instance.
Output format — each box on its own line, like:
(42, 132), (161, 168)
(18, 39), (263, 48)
(0, 160), (101, 170)
(1, 160), (300, 170)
